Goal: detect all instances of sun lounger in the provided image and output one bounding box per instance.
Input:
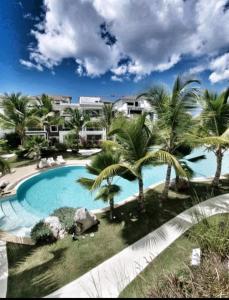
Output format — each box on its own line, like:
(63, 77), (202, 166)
(47, 157), (57, 167)
(56, 155), (66, 165)
(38, 158), (48, 169)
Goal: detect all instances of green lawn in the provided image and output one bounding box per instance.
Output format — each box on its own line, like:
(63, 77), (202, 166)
(119, 213), (229, 298)
(6, 179), (229, 298)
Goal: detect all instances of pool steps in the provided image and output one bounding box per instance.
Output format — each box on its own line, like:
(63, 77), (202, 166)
(0, 198), (40, 237)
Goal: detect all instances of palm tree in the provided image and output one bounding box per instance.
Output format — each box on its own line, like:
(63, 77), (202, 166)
(24, 136), (48, 166)
(64, 108), (90, 148)
(172, 144), (206, 191)
(101, 103), (116, 138)
(138, 76), (200, 199)
(78, 151), (134, 220)
(0, 93), (40, 146)
(32, 94), (63, 139)
(193, 89), (229, 187)
(93, 114), (186, 212)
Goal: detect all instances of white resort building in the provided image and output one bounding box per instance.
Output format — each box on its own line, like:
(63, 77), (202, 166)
(0, 94), (154, 144)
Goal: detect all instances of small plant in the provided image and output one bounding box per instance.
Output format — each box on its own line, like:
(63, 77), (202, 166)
(188, 214), (229, 258)
(31, 221), (56, 245)
(149, 253), (229, 298)
(52, 207), (76, 233)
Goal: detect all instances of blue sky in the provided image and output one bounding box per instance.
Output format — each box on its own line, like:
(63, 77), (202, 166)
(0, 0), (228, 103)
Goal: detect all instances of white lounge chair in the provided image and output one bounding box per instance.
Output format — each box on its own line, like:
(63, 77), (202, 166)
(47, 157), (57, 167)
(56, 155), (66, 165)
(38, 158), (48, 169)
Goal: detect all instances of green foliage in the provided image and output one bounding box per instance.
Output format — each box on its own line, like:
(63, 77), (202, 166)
(4, 132), (21, 149)
(24, 136), (48, 160)
(64, 133), (79, 152)
(31, 221), (56, 245)
(52, 207), (76, 233)
(0, 157), (10, 175)
(0, 93), (41, 145)
(189, 214), (229, 258)
(64, 107), (90, 131)
(150, 253), (229, 298)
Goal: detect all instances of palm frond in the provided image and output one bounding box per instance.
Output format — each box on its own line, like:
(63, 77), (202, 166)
(92, 163), (135, 190)
(77, 178), (95, 190)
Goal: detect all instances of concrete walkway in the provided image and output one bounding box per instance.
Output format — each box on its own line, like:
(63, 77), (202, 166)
(47, 193), (229, 298)
(0, 241), (8, 298)
(1, 159), (89, 195)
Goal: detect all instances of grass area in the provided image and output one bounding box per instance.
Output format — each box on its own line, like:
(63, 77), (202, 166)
(6, 179), (229, 298)
(120, 213), (229, 298)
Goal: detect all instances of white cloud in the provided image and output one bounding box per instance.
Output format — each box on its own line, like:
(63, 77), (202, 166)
(111, 75), (123, 82)
(21, 0), (229, 82)
(209, 53), (229, 83)
(19, 59), (43, 71)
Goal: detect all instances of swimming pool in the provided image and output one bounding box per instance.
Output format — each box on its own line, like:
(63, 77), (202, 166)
(0, 148), (228, 236)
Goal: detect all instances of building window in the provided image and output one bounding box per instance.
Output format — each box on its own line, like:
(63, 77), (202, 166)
(135, 101), (139, 107)
(50, 125), (58, 132)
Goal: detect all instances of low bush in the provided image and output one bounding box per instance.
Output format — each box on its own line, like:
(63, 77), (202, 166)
(149, 253), (229, 298)
(188, 214), (229, 258)
(31, 221), (56, 245)
(4, 132), (21, 149)
(52, 207), (76, 233)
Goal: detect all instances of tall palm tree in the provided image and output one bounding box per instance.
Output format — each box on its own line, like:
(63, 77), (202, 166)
(32, 94), (63, 139)
(193, 89), (229, 186)
(93, 114), (186, 212)
(64, 108), (90, 147)
(101, 103), (117, 138)
(138, 76), (200, 199)
(0, 93), (40, 146)
(78, 151), (134, 220)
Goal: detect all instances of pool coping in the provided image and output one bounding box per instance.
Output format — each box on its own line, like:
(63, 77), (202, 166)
(0, 160), (90, 200)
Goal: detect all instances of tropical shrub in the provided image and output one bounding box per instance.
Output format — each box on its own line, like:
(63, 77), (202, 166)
(64, 133), (79, 152)
(52, 207), (76, 233)
(188, 214), (229, 258)
(54, 142), (68, 153)
(149, 253), (229, 298)
(31, 221), (56, 245)
(4, 132), (21, 149)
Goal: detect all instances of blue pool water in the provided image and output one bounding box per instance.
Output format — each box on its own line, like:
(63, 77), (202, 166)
(0, 148), (228, 236)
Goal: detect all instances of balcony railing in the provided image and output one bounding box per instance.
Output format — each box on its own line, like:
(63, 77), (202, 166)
(26, 127), (46, 132)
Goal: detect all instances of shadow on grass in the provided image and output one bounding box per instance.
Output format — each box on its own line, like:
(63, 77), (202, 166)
(102, 179), (229, 247)
(7, 246), (68, 298)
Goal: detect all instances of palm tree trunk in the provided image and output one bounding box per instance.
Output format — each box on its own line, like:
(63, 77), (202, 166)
(109, 197), (114, 221)
(175, 173), (180, 192)
(212, 147), (223, 187)
(162, 164), (172, 199)
(138, 176), (145, 212)
(20, 133), (25, 146)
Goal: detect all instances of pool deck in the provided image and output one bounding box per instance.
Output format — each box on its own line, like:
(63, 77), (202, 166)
(0, 159), (90, 198)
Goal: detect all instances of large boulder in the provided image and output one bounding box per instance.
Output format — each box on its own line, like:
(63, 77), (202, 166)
(44, 216), (66, 240)
(74, 208), (98, 234)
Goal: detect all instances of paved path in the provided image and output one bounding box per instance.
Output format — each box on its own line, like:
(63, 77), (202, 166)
(47, 194), (229, 298)
(0, 241), (8, 298)
(1, 159), (89, 196)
